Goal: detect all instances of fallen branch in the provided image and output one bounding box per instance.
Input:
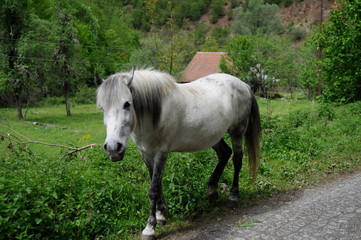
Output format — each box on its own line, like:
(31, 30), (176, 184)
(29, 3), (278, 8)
(0, 130), (35, 156)
(0, 123), (96, 155)
(68, 144), (97, 155)
(1, 123), (31, 141)
(25, 121), (67, 130)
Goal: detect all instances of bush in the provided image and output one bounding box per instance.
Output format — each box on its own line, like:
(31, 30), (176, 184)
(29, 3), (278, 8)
(73, 85), (97, 105)
(210, 0), (225, 23)
(289, 27), (307, 41)
(232, 0), (283, 35)
(317, 103), (335, 121)
(40, 96), (66, 106)
(0, 147), (149, 239)
(211, 27), (230, 45)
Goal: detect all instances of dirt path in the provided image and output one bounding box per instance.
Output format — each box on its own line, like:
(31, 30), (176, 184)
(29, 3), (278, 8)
(162, 172), (361, 240)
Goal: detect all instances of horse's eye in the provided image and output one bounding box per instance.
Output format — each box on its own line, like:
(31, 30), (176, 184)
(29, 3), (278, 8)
(123, 101), (131, 110)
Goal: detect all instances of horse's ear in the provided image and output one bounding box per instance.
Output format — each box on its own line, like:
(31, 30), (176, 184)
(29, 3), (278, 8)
(95, 73), (104, 86)
(124, 66), (135, 86)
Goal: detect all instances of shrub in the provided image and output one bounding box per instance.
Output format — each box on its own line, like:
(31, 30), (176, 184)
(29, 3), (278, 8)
(0, 148), (149, 239)
(232, 0), (283, 35)
(210, 0), (226, 24)
(211, 27), (230, 45)
(317, 103), (335, 121)
(73, 85), (97, 105)
(289, 27), (307, 41)
(40, 96), (66, 106)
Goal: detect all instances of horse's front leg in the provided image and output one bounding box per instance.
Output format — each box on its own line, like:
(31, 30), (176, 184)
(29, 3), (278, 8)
(142, 151), (168, 240)
(156, 185), (168, 226)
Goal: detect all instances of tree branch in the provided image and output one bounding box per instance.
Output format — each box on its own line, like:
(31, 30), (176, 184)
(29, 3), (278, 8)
(0, 124), (96, 156)
(0, 123), (31, 141)
(68, 144), (97, 155)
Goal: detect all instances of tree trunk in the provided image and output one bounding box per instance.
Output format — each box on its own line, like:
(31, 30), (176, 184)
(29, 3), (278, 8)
(17, 104), (23, 120)
(24, 102), (30, 120)
(64, 81), (71, 116)
(65, 96), (71, 116)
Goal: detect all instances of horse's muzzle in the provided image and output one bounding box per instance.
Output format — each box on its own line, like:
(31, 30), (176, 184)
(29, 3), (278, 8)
(109, 151), (125, 162)
(104, 142), (125, 162)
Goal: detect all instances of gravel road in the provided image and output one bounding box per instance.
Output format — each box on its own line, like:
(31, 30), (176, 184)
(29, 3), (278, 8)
(162, 172), (361, 240)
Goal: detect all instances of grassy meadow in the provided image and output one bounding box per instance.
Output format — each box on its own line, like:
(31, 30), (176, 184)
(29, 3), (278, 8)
(1, 97), (361, 239)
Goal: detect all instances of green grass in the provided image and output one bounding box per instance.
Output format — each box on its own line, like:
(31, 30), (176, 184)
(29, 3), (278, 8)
(1, 99), (361, 239)
(1, 104), (104, 156)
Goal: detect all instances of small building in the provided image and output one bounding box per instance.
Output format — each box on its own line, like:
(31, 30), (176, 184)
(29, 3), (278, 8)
(182, 52), (228, 83)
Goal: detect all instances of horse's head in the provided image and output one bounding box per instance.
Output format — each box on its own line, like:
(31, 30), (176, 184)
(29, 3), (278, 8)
(96, 67), (136, 162)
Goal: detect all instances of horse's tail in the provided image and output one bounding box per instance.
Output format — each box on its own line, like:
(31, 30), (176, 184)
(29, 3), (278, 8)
(245, 92), (261, 182)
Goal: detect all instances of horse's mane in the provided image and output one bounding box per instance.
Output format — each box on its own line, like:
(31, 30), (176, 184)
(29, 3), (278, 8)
(97, 68), (177, 129)
(131, 69), (177, 128)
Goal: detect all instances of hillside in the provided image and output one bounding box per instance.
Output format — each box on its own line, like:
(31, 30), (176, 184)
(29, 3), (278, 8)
(280, 0), (339, 31)
(191, 0), (337, 33)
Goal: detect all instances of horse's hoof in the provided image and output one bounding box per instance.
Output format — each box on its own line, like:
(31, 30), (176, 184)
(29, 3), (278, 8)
(208, 191), (219, 204)
(141, 235), (156, 240)
(157, 219), (166, 226)
(227, 196), (238, 209)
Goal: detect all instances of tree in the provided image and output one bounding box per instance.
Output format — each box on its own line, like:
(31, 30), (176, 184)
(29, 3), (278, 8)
(15, 14), (53, 118)
(211, 27), (230, 46)
(220, 35), (256, 79)
(210, 0), (225, 24)
(320, 0), (361, 103)
(297, 43), (318, 101)
(251, 34), (298, 97)
(199, 37), (220, 52)
(146, 0), (161, 69)
(50, 8), (84, 116)
(221, 33), (298, 96)
(232, 0), (283, 35)
(0, 0), (31, 120)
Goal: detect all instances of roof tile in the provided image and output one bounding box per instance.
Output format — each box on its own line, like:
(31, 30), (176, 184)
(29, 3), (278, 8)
(183, 52), (227, 82)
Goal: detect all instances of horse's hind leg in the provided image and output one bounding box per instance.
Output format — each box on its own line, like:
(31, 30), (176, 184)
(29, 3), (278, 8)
(227, 130), (245, 208)
(208, 138), (232, 203)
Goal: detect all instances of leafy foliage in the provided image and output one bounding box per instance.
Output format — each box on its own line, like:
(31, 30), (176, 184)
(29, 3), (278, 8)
(220, 35), (255, 79)
(264, 0), (304, 7)
(320, 0), (361, 103)
(0, 0), (140, 117)
(210, 0), (226, 24)
(0, 0), (32, 119)
(296, 43), (318, 100)
(232, 0), (283, 35)
(1, 100), (361, 239)
(221, 33), (298, 96)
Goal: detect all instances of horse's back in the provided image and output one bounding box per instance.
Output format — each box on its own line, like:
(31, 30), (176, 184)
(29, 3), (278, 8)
(159, 73), (253, 152)
(181, 73), (252, 105)
(187, 73), (250, 93)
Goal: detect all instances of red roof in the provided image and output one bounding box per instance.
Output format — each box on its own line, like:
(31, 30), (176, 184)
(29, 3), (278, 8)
(182, 52), (227, 82)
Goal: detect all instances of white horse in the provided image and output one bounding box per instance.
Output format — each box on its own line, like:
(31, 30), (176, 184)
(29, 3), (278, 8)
(96, 68), (261, 240)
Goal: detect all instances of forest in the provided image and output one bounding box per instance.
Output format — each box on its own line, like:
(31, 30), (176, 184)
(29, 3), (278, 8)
(1, 0), (361, 120)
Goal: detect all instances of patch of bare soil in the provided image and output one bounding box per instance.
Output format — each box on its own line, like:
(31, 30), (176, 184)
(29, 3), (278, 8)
(280, 0), (340, 31)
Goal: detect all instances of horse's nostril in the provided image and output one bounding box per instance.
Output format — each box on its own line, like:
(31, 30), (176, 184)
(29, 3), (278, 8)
(104, 143), (108, 151)
(116, 143), (122, 152)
